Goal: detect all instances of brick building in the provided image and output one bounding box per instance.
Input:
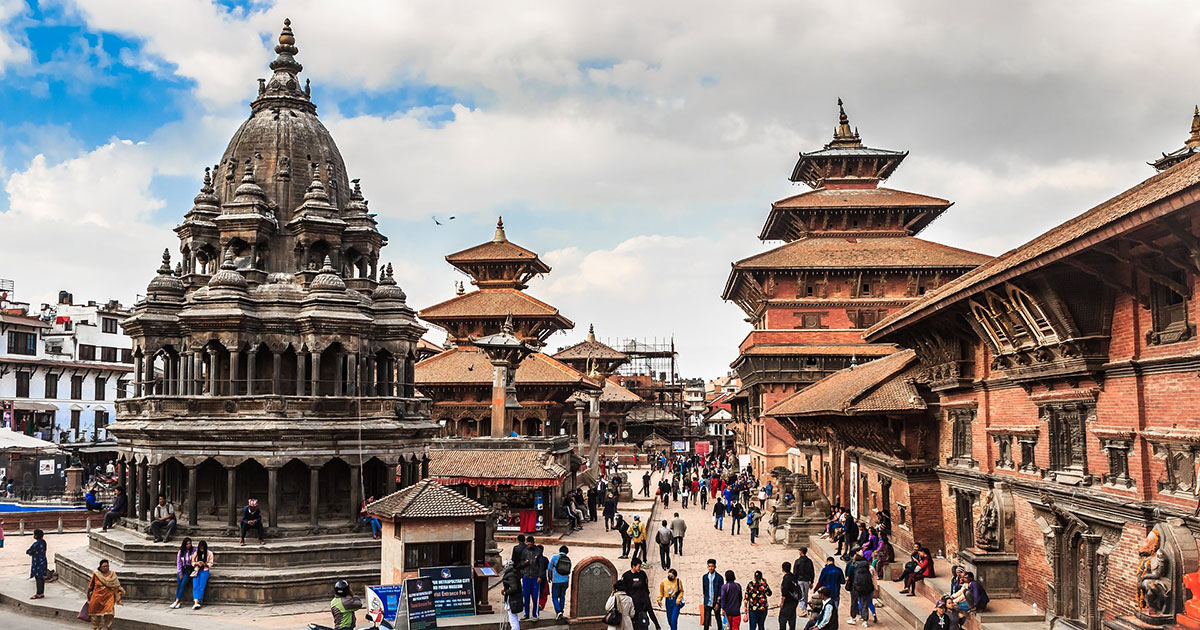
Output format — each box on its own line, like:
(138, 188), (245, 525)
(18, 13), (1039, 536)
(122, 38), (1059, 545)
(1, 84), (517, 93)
(768, 107), (1200, 630)
(721, 100), (989, 477)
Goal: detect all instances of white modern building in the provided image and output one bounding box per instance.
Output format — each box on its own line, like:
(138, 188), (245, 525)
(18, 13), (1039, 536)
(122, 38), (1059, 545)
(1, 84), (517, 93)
(0, 290), (133, 445)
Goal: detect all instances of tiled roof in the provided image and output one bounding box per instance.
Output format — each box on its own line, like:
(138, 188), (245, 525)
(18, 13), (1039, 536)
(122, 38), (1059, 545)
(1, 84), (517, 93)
(771, 188), (951, 210)
(419, 289), (568, 320)
(0, 313), (51, 328)
(366, 479), (491, 519)
(732, 235), (992, 271)
(415, 346), (597, 387)
(764, 350), (923, 417)
(569, 378), (642, 404)
(446, 239), (544, 264)
(428, 448), (568, 481)
(553, 339), (628, 361)
(628, 403), (680, 422)
(740, 343), (898, 357)
(867, 152), (1200, 340)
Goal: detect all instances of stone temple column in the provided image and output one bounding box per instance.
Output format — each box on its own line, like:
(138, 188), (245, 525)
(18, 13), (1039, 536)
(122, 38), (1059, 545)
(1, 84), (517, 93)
(246, 347), (258, 395)
(309, 465), (321, 527)
(349, 464), (361, 526)
(267, 466), (280, 529)
(186, 464), (198, 526)
(207, 347), (218, 396)
(133, 355), (143, 397)
(386, 460), (397, 495)
(137, 461), (149, 521)
(192, 352), (203, 396)
(272, 350), (282, 395)
(296, 351), (306, 396)
(228, 349), (240, 396)
(148, 463), (160, 505)
(490, 361), (509, 438)
(311, 352), (322, 396)
(181, 353), (190, 395)
(225, 465), (237, 527)
(575, 401), (586, 446)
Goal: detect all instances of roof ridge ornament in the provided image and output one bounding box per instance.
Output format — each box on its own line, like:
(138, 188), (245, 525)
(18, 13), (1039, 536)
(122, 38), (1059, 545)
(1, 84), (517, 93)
(158, 249), (172, 275)
(829, 98), (863, 149)
(1187, 105), (1200, 148)
(493, 216), (507, 243)
(587, 323), (596, 343)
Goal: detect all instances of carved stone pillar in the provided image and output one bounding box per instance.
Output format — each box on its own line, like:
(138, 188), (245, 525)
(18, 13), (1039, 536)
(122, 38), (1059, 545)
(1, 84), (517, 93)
(349, 464), (361, 525)
(148, 463), (160, 506)
(186, 465), (198, 526)
(334, 352), (345, 396)
(311, 352), (321, 397)
(225, 465), (237, 527)
(133, 355), (143, 397)
(272, 350), (282, 395)
(228, 349), (240, 396)
(207, 347), (218, 396)
(192, 352), (203, 396)
(137, 461), (148, 521)
(365, 356), (376, 396)
(296, 351), (306, 396)
(386, 460), (397, 494)
(574, 401), (586, 447)
(309, 465), (321, 527)
(267, 466), (279, 529)
(181, 353), (190, 395)
(247, 348), (258, 395)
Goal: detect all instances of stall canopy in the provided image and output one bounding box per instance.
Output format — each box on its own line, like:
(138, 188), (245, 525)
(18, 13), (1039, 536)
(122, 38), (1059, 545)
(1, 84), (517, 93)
(429, 448), (568, 487)
(0, 428), (61, 452)
(365, 479), (491, 520)
(12, 402), (59, 412)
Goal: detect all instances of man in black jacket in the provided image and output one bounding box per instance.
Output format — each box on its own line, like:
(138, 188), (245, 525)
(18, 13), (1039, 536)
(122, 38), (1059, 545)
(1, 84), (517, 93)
(512, 534), (527, 566)
(620, 558), (659, 630)
(520, 537), (543, 620)
(616, 514), (631, 558)
(780, 561), (800, 630)
(701, 558), (725, 630)
(793, 546), (815, 613)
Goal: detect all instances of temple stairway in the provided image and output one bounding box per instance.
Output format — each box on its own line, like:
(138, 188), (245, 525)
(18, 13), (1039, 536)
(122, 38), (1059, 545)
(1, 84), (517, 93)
(54, 525), (381, 604)
(806, 535), (1044, 630)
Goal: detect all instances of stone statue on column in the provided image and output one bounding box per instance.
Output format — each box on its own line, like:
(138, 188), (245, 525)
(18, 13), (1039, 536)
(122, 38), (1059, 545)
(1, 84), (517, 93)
(975, 490), (1000, 551)
(1138, 529), (1172, 616)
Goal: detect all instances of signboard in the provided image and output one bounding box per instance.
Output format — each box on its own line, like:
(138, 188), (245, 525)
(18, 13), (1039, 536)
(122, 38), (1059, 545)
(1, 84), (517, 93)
(366, 584), (405, 625)
(671, 441), (687, 453)
(38, 459), (54, 476)
(405, 577), (438, 630)
(418, 566), (476, 617)
(849, 459), (859, 519)
(694, 441), (711, 455)
(738, 454), (752, 471)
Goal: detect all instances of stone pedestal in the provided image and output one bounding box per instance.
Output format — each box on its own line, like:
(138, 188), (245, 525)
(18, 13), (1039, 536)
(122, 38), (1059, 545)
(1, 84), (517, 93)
(959, 549), (1019, 598)
(785, 512), (825, 546)
(63, 466), (84, 502)
(618, 480), (633, 502)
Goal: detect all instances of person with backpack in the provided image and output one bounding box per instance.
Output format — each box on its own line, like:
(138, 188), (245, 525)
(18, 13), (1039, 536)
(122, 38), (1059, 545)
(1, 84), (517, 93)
(747, 507), (761, 546)
(606, 582), (636, 630)
(780, 562), (801, 630)
(656, 520), (674, 569)
(548, 545), (571, 620)
(849, 554), (874, 626)
(620, 558), (659, 630)
(630, 517), (648, 565)
(502, 560), (525, 630)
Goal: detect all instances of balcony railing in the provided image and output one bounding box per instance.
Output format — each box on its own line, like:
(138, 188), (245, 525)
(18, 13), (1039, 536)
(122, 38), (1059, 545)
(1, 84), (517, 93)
(116, 394), (430, 419)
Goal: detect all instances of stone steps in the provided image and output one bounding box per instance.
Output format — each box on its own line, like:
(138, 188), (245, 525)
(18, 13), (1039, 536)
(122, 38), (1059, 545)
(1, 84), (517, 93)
(88, 527), (380, 568)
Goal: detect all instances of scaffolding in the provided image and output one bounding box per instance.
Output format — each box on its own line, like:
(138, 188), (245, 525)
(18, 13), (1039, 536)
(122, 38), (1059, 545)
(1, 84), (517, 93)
(603, 337), (688, 440)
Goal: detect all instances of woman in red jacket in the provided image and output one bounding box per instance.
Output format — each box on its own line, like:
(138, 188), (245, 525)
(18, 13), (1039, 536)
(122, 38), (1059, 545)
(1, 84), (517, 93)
(900, 549), (933, 596)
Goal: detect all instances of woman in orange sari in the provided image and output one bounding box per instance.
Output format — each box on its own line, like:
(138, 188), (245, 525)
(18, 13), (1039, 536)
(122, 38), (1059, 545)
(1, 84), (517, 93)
(87, 559), (125, 630)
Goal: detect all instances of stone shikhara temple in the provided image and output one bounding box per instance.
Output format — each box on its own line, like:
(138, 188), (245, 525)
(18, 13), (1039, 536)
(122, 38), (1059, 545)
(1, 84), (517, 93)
(55, 19), (439, 603)
(742, 103), (1200, 630)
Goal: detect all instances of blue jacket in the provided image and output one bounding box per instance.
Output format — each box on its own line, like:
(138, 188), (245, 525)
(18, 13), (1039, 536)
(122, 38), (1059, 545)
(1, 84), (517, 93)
(701, 571), (725, 606)
(818, 564), (845, 606)
(548, 553), (570, 584)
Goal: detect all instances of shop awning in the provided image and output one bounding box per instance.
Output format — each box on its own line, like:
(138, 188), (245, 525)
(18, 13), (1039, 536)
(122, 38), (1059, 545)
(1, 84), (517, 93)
(13, 401), (59, 412)
(432, 476), (562, 488)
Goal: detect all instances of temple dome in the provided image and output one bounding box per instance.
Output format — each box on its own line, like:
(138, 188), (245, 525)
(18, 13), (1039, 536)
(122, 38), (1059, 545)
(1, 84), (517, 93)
(214, 20), (350, 219)
(146, 249), (185, 297)
(310, 256), (347, 293)
(208, 251), (249, 291)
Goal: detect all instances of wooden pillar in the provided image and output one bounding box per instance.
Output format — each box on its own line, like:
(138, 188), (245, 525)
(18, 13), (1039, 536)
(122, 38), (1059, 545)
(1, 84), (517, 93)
(137, 461), (149, 521)
(247, 348), (258, 395)
(186, 465), (198, 526)
(225, 465), (237, 527)
(309, 465), (321, 527)
(272, 351), (282, 395)
(148, 463), (160, 505)
(311, 352), (321, 397)
(228, 349), (240, 396)
(267, 466), (279, 529)
(349, 464), (361, 525)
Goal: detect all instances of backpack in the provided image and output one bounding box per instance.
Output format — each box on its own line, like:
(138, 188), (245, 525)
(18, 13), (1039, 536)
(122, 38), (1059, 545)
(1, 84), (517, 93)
(603, 598), (623, 626)
(555, 554), (572, 576)
(630, 523), (642, 539)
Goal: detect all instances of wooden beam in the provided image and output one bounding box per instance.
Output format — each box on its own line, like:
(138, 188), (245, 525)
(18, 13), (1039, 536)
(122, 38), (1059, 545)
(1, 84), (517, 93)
(1095, 244), (1191, 297)
(1123, 236), (1200, 276)
(1063, 257), (1149, 308)
(1163, 216), (1200, 269)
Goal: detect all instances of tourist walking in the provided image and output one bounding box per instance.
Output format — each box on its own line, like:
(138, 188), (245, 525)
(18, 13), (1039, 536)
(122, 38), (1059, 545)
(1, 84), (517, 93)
(239, 498), (265, 546)
(604, 493), (618, 531)
(656, 520), (674, 569)
(100, 486), (128, 532)
(606, 582), (636, 630)
(191, 540), (214, 609)
(702, 559), (725, 630)
(520, 537), (543, 620)
(149, 494), (177, 543)
(170, 538), (195, 609)
(513, 534), (528, 565)
(721, 570), (744, 630)
(745, 570), (772, 630)
(27, 528), (47, 599)
(817, 557), (845, 611)
(780, 562), (801, 630)
(642, 472), (652, 497)
(617, 514), (632, 558)
(620, 558), (658, 630)
(631, 517), (648, 565)
(658, 568), (685, 630)
(669, 512), (687, 555)
(793, 547), (815, 613)
(767, 506), (780, 544)
(502, 560), (524, 630)
(748, 507), (761, 545)
(849, 554), (873, 626)
(713, 498), (726, 530)
(86, 558), (125, 629)
(730, 502), (746, 536)
(549, 545), (571, 619)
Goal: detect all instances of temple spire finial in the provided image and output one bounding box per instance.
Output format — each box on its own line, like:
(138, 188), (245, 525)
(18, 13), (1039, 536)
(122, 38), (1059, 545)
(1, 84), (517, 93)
(275, 18), (297, 56)
(830, 98), (862, 148)
(587, 324), (596, 343)
(493, 216), (507, 243)
(501, 313), (515, 335)
(1187, 105), (1200, 148)
(158, 248), (172, 274)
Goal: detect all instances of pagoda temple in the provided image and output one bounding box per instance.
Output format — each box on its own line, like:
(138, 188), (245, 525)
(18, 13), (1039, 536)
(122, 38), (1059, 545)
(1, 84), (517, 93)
(415, 218), (601, 438)
(553, 325), (641, 460)
(722, 100), (991, 476)
(55, 20), (438, 603)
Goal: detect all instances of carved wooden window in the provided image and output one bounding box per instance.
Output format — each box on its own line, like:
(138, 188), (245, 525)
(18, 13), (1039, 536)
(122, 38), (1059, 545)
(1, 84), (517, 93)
(949, 408), (976, 467)
(970, 300), (1012, 352)
(798, 278), (819, 298)
(986, 292), (1035, 348)
(860, 281), (873, 296)
(1099, 438), (1134, 489)
(1149, 270), (1192, 345)
(896, 503), (907, 525)
(1153, 443), (1199, 496)
(993, 434), (1015, 469)
(1043, 402), (1093, 483)
(795, 312), (826, 329)
(1018, 436), (1039, 473)
(1007, 284), (1059, 344)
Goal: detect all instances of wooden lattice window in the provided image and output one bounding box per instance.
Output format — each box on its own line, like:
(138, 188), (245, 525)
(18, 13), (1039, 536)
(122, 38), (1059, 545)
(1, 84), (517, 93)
(1149, 270), (1193, 345)
(948, 408), (977, 467)
(1007, 284), (1059, 343)
(1042, 402), (1093, 484)
(1100, 438), (1134, 489)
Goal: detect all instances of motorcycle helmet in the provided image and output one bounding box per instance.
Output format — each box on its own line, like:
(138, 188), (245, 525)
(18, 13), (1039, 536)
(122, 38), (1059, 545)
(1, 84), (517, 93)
(334, 580), (350, 597)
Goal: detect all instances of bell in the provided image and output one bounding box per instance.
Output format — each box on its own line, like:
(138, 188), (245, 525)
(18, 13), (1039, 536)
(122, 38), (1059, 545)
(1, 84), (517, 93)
(504, 383), (522, 410)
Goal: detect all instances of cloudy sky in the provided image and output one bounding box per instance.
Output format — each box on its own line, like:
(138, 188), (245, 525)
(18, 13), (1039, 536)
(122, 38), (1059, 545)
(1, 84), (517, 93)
(1, 1), (1198, 378)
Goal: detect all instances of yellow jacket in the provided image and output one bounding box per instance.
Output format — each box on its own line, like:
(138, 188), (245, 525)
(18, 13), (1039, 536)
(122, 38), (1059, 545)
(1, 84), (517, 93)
(657, 577), (684, 605)
(631, 522), (646, 543)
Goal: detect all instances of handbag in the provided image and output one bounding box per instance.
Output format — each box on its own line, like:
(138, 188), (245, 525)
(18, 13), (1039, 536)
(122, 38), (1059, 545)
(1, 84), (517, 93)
(77, 602), (90, 622)
(602, 600), (622, 626)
